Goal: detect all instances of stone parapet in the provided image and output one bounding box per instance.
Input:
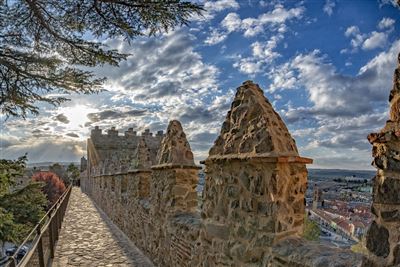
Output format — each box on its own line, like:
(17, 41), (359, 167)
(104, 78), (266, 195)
(79, 80), (379, 267)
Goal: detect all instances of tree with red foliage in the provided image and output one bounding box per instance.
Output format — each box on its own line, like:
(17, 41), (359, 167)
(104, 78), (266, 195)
(32, 171), (66, 209)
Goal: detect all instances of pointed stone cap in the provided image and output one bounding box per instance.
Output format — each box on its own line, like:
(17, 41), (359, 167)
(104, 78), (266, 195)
(389, 53), (400, 122)
(156, 120), (195, 166)
(130, 138), (152, 170)
(369, 53), (400, 137)
(208, 81), (309, 162)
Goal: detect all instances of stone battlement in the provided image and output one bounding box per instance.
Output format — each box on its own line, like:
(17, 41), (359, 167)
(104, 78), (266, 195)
(87, 126), (164, 175)
(91, 126), (164, 138)
(80, 78), (398, 266)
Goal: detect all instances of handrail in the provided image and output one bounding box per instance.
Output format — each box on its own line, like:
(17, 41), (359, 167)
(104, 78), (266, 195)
(4, 185), (73, 267)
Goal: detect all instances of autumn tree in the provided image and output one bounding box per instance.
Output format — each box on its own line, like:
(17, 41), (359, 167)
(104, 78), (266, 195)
(32, 171), (66, 209)
(0, 156), (47, 256)
(49, 163), (68, 184)
(0, 0), (203, 118)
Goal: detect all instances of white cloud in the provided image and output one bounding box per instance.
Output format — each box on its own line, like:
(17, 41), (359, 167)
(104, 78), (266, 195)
(378, 17), (395, 30)
(240, 5), (304, 37)
(362, 31), (387, 50)
(344, 26), (366, 51)
(232, 34), (283, 75)
(323, 0), (336, 16)
(204, 29), (228, 45)
(378, 0), (399, 8)
(233, 58), (263, 74)
(2, 30), (228, 164)
(204, 4), (304, 46)
(345, 26), (360, 37)
(344, 25), (390, 52)
(221, 12), (242, 32)
(266, 40), (400, 168)
(195, 0), (239, 21)
(225, 4), (304, 74)
(269, 39), (400, 117)
(204, 0), (239, 12)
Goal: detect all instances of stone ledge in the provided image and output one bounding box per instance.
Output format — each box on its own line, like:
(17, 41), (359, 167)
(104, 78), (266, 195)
(201, 154), (313, 164)
(271, 237), (364, 267)
(92, 169), (152, 177)
(151, 163), (202, 170)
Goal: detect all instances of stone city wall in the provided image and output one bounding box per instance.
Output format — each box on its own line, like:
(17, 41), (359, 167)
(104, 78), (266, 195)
(80, 79), (400, 266)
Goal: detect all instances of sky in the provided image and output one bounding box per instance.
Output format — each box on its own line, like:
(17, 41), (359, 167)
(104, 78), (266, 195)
(1, 0), (400, 170)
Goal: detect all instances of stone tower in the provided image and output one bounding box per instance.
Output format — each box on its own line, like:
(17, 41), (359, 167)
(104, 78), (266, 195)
(312, 184), (322, 210)
(80, 156), (87, 172)
(196, 81), (312, 266)
(366, 53), (400, 266)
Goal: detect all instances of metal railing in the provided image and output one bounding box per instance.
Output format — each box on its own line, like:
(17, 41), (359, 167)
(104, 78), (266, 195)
(4, 185), (72, 267)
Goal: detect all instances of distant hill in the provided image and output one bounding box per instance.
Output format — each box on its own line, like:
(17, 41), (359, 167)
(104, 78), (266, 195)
(308, 168), (375, 181)
(27, 161), (80, 168)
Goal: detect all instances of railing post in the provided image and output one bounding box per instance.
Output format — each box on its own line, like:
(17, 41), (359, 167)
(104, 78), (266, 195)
(48, 212), (55, 258)
(36, 227), (45, 267)
(8, 257), (16, 267)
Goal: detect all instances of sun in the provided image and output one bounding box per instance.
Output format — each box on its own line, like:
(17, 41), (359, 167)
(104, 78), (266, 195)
(57, 105), (97, 130)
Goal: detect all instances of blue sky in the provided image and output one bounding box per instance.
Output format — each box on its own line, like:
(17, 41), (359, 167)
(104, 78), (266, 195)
(1, 0), (400, 169)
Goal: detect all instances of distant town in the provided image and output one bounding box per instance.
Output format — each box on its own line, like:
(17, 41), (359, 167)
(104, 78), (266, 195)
(306, 169), (374, 249)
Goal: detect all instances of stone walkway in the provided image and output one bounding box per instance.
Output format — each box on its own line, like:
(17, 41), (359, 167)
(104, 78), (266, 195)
(52, 188), (154, 267)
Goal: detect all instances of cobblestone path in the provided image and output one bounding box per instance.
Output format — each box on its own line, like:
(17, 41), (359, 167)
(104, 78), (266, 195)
(52, 188), (154, 267)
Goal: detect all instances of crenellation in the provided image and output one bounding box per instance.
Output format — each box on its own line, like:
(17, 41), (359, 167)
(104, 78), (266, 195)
(142, 129), (151, 136)
(91, 125), (102, 137)
(81, 81), (369, 267)
(125, 127), (137, 137)
(156, 130), (164, 137)
(107, 126), (118, 136)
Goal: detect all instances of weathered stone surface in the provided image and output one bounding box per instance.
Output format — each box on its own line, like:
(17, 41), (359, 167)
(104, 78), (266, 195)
(205, 223), (230, 239)
(80, 80), (373, 267)
(366, 221), (390, 258)
(367, 52), (400, 267)
(157, 120), (195, 166)
(381, 209), (400, 222)
(393, 244), (400, 265)
(373, 176), (400, 204)
(196, 82), (311, 266)
(209, 80), (299, 157)
(130, 138), (152, 170)
(85, 126), (162, 179)
(271, 237), (364, 267)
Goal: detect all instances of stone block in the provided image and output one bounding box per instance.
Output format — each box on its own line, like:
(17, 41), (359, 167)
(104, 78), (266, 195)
(373, 176), (400, 204)
(172, 185), (188, 196)
(205, 223), (230, 240)
(366, 221), (390, 258)
(381, 209), (400, 222)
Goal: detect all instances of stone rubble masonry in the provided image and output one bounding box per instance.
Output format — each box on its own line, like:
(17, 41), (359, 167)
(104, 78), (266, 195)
(157, 120), (196, 166)
(196, 81), (314, 266)
(366, 53), (400, 266)
(209, 80), (298, 157)
(149, 120), (201, 266)
(87, 126), (163, 177)
(81, 81), (369, 267)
